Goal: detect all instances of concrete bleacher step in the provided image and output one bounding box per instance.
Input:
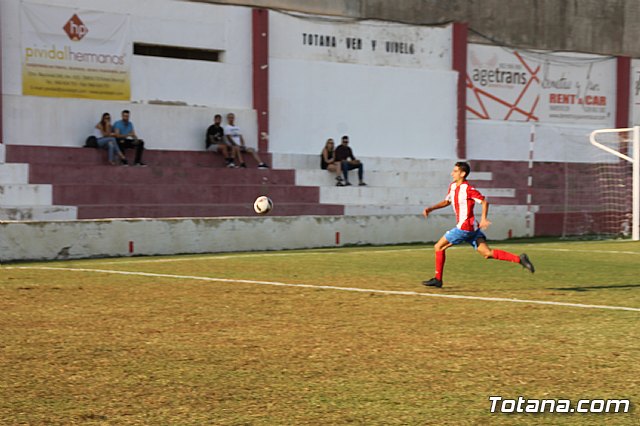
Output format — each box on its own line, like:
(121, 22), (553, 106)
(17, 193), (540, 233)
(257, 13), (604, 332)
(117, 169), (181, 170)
(28, 164), (295, 185)
(319, 186), (516, 205)
(77, 203), (344, 219)
(0, 162), (78, 220)
(6, 144), (272, 168)
(343, 199), (524, 215)
(142, 150), (272, 168)
(0, 183), (53, 205)
(0, 206), (77, 221)
(272, 153), (456, 172)
(5, 144), (341, 219)
(53, 183), (321, 205)
(4, 145), (525, 221)
(295, 169), (492, 188)
(0, 163), (29, 183)
(344, 204), (431, 216)
(344, 204), (530, 216)
(272, 153), (522, 214)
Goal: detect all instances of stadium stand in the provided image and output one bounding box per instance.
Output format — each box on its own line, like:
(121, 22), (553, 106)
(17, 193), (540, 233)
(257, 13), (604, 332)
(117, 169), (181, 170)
(3, 145), (344, 219)
(273, 154), (514, 216)
(2, 146), (531, 223)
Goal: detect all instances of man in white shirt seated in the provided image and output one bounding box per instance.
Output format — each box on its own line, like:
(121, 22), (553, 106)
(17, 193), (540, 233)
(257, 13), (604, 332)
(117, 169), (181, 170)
(224, 113), (269, 169)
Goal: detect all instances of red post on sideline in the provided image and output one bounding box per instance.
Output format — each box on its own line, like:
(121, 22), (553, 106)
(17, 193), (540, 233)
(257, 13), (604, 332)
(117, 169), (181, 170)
(335, 232), (340, 245)
(129, 241), (134, 254)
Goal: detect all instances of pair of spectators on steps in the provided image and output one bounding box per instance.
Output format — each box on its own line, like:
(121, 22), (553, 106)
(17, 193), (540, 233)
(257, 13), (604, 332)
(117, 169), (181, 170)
(93, 110), (146, 166)
(321, 135), (366, 186)
(205, 113), (269, 169)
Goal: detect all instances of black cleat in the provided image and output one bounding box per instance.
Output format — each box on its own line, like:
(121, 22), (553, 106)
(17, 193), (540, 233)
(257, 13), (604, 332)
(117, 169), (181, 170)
(422, 277), (443, 288)
(519, 253), (535, 273)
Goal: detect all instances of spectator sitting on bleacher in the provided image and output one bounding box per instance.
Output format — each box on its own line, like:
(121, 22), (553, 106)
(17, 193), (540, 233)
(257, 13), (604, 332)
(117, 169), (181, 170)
(320, 138), (344, 185)
(94, 112), (127, 166)
(224, 113), (269, 169)
(334, 135), (366, 186)
(113, 109), (146, 166)
(206, 114), (238, 168)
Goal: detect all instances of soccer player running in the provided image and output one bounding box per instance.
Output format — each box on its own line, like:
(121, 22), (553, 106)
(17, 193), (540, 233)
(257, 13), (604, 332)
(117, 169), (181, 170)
(422, 161), (535, 288)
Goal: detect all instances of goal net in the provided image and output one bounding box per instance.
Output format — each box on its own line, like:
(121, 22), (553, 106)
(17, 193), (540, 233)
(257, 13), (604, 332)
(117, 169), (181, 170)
(549, 127), (638, 240)
(587, 127), (639, 240)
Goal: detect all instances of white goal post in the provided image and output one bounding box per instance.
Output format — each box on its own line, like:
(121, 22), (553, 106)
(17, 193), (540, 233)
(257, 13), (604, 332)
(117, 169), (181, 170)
(589, 126), (639, 241)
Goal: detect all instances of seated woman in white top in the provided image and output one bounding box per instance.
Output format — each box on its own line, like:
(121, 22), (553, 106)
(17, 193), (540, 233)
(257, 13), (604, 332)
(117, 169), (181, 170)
(94, 112), (127, 165)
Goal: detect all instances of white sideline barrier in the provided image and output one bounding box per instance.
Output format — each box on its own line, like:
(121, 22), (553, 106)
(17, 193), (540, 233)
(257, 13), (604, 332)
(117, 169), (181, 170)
(0, 209), (531, 262)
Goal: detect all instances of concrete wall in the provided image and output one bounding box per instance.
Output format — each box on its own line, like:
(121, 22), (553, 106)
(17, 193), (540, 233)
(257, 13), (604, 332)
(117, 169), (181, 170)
(4, 0), (632, 158)
(194, 0), (640, 58)
(467, 122), (606, 163)
(2, 0), (253, 105)
(1, 1), (460, 158)
(1, 0), (257, 149)
(0, 207), (530, 262)
(268, 11), (456, 159)
(3, 95), (258, 151)
(269, 61), (456, 159)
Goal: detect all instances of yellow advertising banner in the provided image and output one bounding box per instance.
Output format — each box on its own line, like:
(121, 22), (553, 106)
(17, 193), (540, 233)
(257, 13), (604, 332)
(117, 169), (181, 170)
(21, 3), (130, 100)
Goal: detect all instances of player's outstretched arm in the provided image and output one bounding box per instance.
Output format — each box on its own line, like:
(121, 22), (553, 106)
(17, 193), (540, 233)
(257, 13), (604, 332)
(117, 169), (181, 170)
(423, 200), (451, 218)
(478, 199), (492, 229)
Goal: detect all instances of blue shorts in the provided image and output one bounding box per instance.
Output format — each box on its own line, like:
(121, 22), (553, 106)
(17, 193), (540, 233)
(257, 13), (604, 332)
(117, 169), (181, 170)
(444, 227), (486, 250)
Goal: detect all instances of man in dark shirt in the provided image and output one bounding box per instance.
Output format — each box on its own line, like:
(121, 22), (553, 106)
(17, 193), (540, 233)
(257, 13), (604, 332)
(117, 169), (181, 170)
(334, 135), (366, 186)
(206, 114), (236, 167)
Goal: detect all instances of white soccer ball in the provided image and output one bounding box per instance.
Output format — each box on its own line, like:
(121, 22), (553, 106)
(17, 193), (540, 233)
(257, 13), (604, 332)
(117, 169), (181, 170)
(253, 195), (273, 215)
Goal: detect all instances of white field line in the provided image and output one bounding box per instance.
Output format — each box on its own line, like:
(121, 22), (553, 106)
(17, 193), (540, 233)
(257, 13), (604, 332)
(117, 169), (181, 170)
(84, 247), (433, 265)
(74, 245), (640, 266)
(523, 248), (640, 255)
(7, 266), (640, 313)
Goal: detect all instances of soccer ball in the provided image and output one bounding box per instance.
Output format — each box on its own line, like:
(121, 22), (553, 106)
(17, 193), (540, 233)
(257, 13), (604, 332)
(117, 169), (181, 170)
(253, 195), (273, 215)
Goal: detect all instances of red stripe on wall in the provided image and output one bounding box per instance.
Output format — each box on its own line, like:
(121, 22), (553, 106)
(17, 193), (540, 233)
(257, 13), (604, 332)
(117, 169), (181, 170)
(452, 22), (468, 159)
(252, 8), (269, 153)
(616, 56), (631, 129)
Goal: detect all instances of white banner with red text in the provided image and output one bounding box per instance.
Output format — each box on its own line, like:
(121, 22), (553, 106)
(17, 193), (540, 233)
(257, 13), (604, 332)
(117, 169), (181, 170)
(467, 44), (615, 126)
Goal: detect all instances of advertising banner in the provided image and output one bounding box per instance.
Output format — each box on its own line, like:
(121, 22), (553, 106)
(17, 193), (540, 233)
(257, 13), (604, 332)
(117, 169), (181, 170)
(21, 2), (130, 100)
(467, 44), (615, 125)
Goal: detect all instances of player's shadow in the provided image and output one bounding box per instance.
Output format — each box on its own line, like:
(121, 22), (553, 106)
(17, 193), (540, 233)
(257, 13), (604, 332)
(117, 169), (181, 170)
(550, 284), (640, 292)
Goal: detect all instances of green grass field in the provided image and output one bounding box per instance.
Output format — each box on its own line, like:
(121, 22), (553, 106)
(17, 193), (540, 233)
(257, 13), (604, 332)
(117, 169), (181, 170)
(1, 239), (639, 425)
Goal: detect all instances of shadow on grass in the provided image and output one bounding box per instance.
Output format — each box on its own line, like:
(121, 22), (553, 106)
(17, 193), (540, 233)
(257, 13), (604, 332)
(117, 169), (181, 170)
(550, 284), (640, 292)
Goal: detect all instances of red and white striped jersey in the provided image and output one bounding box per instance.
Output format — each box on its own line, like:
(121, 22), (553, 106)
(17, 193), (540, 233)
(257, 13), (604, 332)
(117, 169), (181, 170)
(445, 181), (486, 231)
